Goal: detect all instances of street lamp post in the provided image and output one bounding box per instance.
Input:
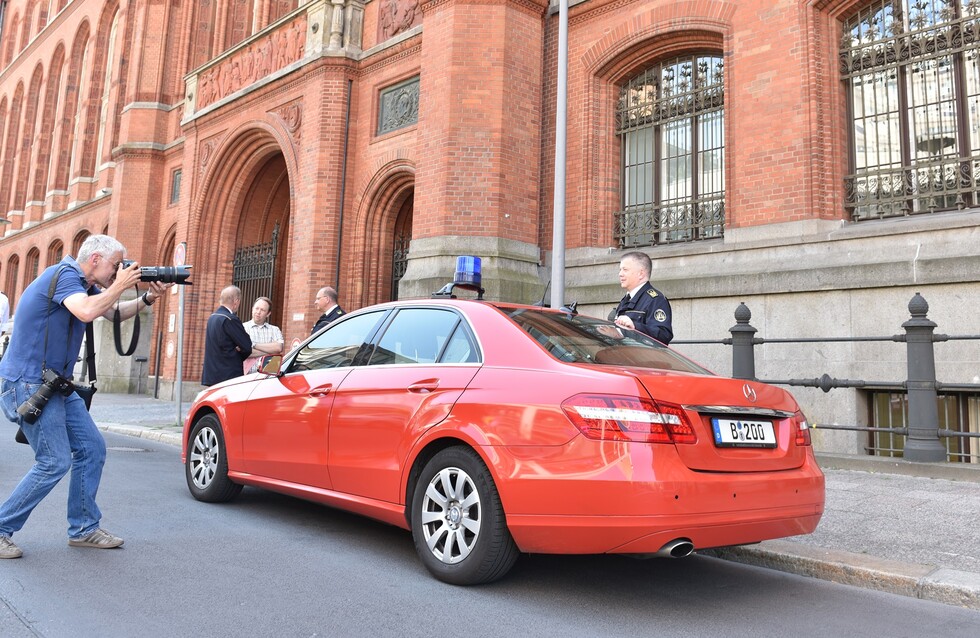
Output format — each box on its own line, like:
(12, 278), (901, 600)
(550, 0), (568, 310)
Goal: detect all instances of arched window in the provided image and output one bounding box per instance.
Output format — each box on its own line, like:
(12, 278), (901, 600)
(72, 229), (90, 256)
(615, 53), (725, 247)
(4, 255), (18, 306)
(47, 239), (63, 265)
(842, 1), (980, 220)
(24, 247), (39, 287)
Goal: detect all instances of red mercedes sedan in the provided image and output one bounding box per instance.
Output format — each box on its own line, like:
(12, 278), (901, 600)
(181, 299), (824, 585)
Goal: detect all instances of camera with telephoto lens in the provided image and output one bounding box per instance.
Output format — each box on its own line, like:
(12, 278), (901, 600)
(16, 368), (75, 424)
(121, 259), (192, 285)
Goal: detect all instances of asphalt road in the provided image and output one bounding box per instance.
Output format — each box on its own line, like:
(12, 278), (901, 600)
(1, 431), (978, 637)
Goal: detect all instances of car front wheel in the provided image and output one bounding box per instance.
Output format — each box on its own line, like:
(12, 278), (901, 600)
(186, 414), (242, 503)
(411, 446), (519, 585)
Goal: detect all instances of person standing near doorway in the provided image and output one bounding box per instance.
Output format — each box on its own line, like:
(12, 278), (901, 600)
(201, 285), (252, 386)
(242, 296), (283, 374)
(310, 286), (344, 335)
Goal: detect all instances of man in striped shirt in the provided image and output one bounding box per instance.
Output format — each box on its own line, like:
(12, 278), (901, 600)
(242, 296), (284, 374)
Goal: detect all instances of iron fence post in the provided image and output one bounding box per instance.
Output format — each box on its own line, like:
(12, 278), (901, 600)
(902, 293), (947, 462)
(730, 302), (757, 380)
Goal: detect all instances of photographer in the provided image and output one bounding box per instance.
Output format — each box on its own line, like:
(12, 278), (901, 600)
(0, 235), (171, 559)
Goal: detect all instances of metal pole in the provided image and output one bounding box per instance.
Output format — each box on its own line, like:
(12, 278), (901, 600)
(176, 285), (185, 426)
(902, 293), (946, 462)
(550, 0), (568, 310)
(730, 302), (757, 380)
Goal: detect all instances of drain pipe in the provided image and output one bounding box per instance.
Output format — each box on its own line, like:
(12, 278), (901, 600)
(335, 77), (353, 290)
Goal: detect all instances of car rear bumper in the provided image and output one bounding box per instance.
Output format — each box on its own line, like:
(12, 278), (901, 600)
(492, 443), (825, 554)
(507, 506), (823, 554)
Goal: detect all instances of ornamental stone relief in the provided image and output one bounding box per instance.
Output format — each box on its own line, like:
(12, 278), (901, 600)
(196, 17), (308, 110)
(272, 103), (303, 143)
(378, 0), (421, 42)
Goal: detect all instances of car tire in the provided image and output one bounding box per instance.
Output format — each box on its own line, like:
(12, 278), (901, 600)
(186, 414), (243, 503)
(411, 446), (519, 585)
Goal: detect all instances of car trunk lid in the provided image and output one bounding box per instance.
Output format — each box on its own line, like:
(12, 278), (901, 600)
(632, 371), (808, 472)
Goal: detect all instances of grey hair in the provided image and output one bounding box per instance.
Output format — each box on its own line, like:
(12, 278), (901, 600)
(621, 251), (652, 278)
(77, 235), (126, 263)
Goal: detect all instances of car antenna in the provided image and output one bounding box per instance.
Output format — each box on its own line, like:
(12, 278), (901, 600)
(532, 280), (551, 307)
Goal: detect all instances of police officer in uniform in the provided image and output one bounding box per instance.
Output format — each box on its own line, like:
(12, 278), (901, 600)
(612, 251), (673, 344)
(311, 286), (344, 335)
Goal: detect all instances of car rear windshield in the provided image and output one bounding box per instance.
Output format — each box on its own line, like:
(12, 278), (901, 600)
(501, 308), (712, 374)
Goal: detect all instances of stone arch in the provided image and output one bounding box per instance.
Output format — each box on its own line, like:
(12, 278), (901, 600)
(189, 121), (296, 371)
(349, 159), (415, 308)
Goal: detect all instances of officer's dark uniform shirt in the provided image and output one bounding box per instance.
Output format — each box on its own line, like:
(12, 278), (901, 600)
(202, 305), (253, 386)
(614, 281), (673, 344)
(311, 305), (344, 335)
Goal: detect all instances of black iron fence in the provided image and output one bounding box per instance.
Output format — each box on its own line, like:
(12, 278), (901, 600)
(672, 293), (980, 463)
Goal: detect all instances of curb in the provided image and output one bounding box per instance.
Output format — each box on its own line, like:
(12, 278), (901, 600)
(99, 423), (181, 447)
(703, 540), (980, 610)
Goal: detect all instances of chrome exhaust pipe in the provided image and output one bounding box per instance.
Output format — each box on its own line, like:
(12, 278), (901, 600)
(655, 538), (695, 558)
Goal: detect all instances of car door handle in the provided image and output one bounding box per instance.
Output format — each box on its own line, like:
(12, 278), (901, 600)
(309, 384), (333, 397)
(408, 380), (440, 394)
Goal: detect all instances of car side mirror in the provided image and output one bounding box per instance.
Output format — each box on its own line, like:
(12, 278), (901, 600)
(259, 355), (283, 375)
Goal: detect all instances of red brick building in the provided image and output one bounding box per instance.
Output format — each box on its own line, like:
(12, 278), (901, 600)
(1, 1), (979, 456)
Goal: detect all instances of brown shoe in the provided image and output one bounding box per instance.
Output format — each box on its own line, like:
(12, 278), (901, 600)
(68, 528), (124, 549)
(0, 535), (23, 559)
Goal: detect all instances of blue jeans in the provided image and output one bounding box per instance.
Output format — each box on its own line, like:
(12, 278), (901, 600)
(0, 377), (106, 539)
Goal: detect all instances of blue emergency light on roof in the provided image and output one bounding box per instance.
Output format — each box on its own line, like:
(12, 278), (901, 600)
(432, 255), (486, 300)
(454, 256), (481, 287)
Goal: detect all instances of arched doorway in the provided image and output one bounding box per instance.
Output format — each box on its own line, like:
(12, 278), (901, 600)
(232, 153), (290, 329)
(352, 163), (415, 308)
(390, 196), (413, 301)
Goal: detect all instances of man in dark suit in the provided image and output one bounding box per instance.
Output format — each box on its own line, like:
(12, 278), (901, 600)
(311, 286), (344, 335)
(612, 251), (673, 344)
(202, 285), (252, 386)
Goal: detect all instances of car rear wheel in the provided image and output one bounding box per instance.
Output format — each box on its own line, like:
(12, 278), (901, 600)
(186, 414), (242, 503)
(411, 446), (519, 585)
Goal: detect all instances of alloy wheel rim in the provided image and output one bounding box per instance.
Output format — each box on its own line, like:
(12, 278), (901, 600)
(420, 466), (481, 564)
(189, 427), (219, 489)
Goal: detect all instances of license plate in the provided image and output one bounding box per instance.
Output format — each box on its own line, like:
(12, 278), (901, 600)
(711, 418), (777, 448)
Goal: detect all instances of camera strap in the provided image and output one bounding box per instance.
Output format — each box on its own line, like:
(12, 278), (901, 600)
(113, 297), (140, 356)
(42, 265), (97, 383)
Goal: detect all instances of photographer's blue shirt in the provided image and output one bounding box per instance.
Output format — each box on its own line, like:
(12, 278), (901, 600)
(0, 256), (97, 383)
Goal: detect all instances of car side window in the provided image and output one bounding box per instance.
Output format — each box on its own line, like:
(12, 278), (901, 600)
(368, 308), (466, 366)
(289, 311), (385, 372)
(441, 323), (480, 363)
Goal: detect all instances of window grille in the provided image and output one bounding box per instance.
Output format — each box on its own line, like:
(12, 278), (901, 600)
(868, 390), (980, 462)
(841, 0), (980, 220)
(615, 54), (725, 248)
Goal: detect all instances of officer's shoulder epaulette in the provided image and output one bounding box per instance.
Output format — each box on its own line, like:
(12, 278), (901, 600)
(647, 289), (658, 298)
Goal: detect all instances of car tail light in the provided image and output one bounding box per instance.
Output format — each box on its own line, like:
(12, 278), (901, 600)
(793, 411), (812, 447)
(561, 394), (697, 444)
